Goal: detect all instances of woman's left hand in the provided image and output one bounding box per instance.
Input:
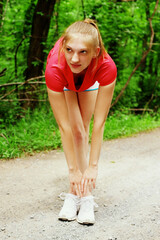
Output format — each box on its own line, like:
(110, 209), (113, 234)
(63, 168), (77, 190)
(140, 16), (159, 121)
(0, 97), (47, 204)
(81, 165), (98, 195)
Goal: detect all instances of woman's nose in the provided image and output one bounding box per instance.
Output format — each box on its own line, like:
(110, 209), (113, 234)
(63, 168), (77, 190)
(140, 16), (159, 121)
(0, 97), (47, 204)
(71, 52), (79, 63)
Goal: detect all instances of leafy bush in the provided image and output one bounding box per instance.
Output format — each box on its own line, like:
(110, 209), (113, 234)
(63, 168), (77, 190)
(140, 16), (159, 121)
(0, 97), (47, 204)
(1, 106), (160, 160)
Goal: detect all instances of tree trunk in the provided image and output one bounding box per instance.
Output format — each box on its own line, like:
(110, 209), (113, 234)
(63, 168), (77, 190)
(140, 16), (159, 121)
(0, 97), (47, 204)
(54, 0), (60, 39)
(22, 0), (56, 109)
(26, 0), (56, 80)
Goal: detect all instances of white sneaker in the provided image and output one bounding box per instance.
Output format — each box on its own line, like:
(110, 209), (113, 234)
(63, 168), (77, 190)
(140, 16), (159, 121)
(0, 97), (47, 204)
(58, 193), (80, 221)
(77, 195), (98, 225)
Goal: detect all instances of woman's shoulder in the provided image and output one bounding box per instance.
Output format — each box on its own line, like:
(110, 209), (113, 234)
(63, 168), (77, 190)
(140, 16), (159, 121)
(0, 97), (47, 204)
(95, 52), (117, 76)
(94, 53), (117, 86)
(46, 38), (64, 66)
(99, 52), (116, 68)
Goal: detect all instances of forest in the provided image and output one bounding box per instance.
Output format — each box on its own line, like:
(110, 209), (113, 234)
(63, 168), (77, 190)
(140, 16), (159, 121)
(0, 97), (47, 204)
(0, 0), (160, 159)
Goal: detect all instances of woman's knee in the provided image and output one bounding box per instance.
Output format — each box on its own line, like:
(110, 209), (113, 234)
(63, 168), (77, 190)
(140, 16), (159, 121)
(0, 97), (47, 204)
(58, 120), (87, 145)
(83, 122), (90, 135)
(93, 118), (105, 132)
(58, 121), (71, 135)
(71, 124), (86, 144)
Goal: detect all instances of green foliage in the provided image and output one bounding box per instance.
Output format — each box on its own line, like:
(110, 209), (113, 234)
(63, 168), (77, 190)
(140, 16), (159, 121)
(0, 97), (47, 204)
(103, 110), (160, 140)
(1, 0), (160, 113)
(0, 0), (36, 83)
(0, 0), (160, 159)
(1, 106), (160, 159)
(0, 105), (62, 159)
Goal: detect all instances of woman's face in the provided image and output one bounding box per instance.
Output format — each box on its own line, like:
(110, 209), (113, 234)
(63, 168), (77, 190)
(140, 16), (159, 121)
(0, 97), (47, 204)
(64, 34), (98, 74)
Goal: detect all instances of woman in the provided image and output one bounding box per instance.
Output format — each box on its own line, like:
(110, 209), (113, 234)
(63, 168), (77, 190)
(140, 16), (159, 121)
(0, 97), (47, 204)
(45, 19), (117, 225)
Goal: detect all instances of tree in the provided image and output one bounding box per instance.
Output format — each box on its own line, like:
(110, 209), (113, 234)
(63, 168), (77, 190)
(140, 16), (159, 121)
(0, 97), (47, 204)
(0, 0), (159, 114)
(26, 0), (56, 80)
(21, 0), (56, 108)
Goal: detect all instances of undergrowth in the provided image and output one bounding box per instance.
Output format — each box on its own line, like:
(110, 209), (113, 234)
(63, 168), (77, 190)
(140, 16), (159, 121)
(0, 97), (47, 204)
(0, 107), (160, 159)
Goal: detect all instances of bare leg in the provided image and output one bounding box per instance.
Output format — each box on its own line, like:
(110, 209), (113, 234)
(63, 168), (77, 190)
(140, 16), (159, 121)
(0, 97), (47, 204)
(47, 88), (80, 195)
(65, 90), (98, 195)
(77, 90), (98, 195)
(48, 88), (97, 196)
(78, 90), (98, 161)
(64, 91), (87, 173)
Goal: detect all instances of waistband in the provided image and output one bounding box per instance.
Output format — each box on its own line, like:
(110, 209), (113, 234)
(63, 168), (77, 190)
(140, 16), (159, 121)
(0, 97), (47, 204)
(63, 81), (99, 92)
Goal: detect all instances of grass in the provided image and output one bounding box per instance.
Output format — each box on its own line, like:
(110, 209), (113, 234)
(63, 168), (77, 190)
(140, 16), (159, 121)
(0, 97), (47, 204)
(0, 107), (160, 160)
(103, 110), (160, 140)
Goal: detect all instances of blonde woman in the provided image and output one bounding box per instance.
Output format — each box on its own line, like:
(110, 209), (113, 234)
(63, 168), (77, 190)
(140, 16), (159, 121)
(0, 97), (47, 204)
(45, 19), (117, 225)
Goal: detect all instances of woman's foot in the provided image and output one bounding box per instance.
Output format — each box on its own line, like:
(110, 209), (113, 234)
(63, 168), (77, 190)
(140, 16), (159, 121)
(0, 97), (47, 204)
(58, 193), (80, 221)
(77, 195), (98, 225)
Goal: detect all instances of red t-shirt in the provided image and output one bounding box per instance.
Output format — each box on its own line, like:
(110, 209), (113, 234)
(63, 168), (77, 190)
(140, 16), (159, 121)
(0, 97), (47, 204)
(45, 38), (117, 92)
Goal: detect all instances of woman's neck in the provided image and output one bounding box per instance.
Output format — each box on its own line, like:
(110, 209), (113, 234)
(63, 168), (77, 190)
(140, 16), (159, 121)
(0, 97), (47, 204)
(73, 68), (87, 90)
(73, 67), (88, 78)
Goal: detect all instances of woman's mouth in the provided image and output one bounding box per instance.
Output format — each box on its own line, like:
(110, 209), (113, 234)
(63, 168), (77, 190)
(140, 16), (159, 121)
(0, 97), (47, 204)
(70, 63), (81, 68)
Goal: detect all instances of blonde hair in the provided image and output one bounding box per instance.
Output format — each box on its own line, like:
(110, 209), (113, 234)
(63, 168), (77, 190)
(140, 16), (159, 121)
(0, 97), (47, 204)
(59, 19), (106, 61)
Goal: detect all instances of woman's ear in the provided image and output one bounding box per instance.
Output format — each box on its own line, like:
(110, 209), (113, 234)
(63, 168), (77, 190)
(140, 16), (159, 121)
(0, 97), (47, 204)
(93, 47), (100, 58)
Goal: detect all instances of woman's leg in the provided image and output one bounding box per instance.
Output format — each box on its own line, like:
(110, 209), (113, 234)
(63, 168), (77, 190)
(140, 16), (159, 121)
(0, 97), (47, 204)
(64, 90), (98, 175)
(48, 88), (97, 195)
(78, 90), (98, 159)
(47, 88), (81, 195)
(64, 91), (87, 174)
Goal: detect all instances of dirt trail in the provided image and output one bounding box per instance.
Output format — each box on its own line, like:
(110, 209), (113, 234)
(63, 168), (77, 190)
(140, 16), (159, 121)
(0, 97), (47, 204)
(0, 128), (160, 240)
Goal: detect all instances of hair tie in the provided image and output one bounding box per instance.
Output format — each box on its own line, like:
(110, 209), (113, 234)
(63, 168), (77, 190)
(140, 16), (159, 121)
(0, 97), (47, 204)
(89, 22), (96, 28)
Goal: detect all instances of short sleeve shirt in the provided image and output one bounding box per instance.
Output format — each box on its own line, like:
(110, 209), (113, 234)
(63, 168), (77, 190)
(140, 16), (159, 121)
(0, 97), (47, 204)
(45, 38), (117, 92)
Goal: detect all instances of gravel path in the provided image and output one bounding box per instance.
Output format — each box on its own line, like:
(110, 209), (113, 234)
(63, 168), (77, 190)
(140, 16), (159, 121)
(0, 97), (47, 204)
(0, 128), (160, 240)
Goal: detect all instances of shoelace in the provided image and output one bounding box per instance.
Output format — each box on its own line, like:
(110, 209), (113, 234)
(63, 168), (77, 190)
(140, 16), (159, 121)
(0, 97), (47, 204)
(80, 196), (98, 209)
(58, 193), (98, 209)
(58, 192), (81, 206)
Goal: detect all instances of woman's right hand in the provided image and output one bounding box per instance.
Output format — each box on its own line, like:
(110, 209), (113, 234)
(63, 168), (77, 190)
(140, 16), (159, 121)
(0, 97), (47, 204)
(69, 169), (82, 197)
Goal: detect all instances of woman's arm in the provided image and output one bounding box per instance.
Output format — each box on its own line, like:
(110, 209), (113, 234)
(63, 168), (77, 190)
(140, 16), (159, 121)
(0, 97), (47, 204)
(81, 80), (116, 194)
(89, 80), (116, 166)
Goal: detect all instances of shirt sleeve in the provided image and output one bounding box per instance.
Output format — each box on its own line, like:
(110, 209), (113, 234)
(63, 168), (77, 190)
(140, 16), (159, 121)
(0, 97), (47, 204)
(45, 65), (66, 92)
(96, 57), (117, 86)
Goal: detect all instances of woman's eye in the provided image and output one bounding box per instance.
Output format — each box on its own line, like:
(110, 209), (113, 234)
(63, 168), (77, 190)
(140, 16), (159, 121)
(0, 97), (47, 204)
(66, 48), (72, 52)
(81, 50), (87, 54)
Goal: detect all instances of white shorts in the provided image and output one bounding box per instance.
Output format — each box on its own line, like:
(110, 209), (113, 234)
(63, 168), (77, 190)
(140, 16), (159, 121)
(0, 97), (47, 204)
(63, 81), (99, 92)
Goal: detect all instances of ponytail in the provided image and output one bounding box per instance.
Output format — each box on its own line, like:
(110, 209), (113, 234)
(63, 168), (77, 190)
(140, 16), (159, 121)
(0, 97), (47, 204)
(83, 19), (105, 55)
